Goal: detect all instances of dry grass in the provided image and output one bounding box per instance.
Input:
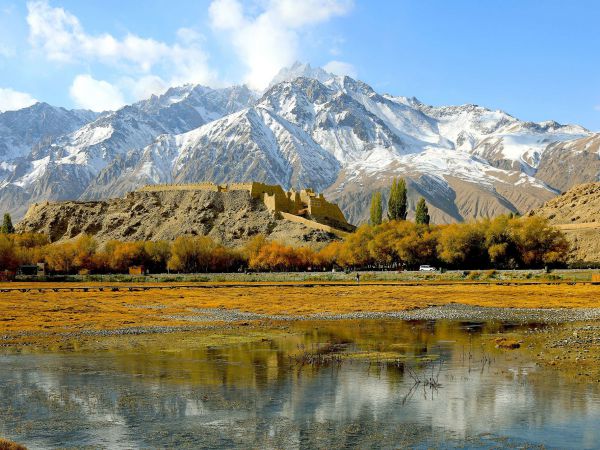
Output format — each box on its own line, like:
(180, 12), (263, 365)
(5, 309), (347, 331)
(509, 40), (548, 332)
(0, 439), (27, 450)
(0, 283), (599, 336)
(494, 337), (522, 349)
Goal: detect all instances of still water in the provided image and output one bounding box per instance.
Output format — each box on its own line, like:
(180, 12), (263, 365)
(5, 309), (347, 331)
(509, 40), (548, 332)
(1, 320), (599, 449)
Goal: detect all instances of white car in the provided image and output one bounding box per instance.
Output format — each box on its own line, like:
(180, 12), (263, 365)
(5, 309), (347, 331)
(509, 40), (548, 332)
(419, 265), (436, 272)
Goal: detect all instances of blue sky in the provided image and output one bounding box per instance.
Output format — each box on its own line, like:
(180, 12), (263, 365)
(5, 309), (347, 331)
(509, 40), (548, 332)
(0, 0), (599, 130)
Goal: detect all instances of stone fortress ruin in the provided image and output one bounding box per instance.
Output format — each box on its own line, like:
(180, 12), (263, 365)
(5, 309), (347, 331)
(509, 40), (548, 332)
(18, 181), (355, 245)
(136, 182), (354, 233)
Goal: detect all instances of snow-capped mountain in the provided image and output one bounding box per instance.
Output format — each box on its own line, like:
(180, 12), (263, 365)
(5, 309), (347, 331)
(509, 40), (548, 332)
(268, 62), (335, 89)
(0, 102), (96, 174)
(0, 64), (596, 224)
(0, 84), (255, 217)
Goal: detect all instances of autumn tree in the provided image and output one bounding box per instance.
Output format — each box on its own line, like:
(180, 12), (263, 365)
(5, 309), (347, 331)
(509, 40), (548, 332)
(369, 191), (383, 226)
(0, 235), (17, 270)
(71, 235), (98, 271)
(394, 224), (438, 268)
(337, 224), (375, 268)
(316, 241), (344, 269)
(243, 234), (267, 262)
(168, 236), (209, 273)
(43, 241), (78, 273)
(363, 221), (438, 269)
(509, 216), (569, 267)
(436, 222), (488, 268)
(13, 233), (48, 248)
(366, 221), (407, 267)
(167, 236), (240, 273)
(415, 198), (430, 225)
(101, 241), (146, 273)
(143, 241), (171, 273)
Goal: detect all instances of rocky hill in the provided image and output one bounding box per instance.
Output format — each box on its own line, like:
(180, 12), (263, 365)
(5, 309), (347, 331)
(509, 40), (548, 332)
(16, 188), (342, 248)
(530, 182), (600, 262)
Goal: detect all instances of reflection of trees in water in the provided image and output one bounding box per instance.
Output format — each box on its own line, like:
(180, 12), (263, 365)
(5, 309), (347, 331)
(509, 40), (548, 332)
(1, 320), (600, 448)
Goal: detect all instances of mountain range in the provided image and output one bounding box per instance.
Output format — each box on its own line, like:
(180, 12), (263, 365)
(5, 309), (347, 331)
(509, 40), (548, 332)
(1, 62), (598, 225)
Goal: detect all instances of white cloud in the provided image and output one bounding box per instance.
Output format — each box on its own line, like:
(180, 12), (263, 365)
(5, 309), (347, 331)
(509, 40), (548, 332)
(594, 105), (600, 112)
(208, 0), (245, 30)
(324, 60), (357, 78)
(209, 0), (353, 90)
(27, 0), (219, 98)
(0, 88), (37, 112)
(69, 74), (125, 112)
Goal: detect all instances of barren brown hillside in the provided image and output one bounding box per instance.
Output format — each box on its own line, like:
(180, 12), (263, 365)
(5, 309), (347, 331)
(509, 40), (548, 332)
(16, 189), (342, 248)
(531, 182), (600, 262)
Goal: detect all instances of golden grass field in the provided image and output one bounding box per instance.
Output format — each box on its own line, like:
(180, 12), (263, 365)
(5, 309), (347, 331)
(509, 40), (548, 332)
(1, 282), (599, 335)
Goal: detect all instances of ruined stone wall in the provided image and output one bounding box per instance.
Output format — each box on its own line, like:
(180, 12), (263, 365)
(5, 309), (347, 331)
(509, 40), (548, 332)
(135, 182), (351, 229)
(247, 182), (286, 199)
(279, 212), (350, 238)
(307, 195), (349, 226)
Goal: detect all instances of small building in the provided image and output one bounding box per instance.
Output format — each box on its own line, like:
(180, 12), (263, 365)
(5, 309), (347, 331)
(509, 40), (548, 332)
(129, 265), (145, 275)
(18, 263), (46, 277)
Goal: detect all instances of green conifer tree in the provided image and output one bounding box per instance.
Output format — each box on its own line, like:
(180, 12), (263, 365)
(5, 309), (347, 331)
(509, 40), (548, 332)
(1, 213), (14, 234)
(397, 178), (408, 220)
(369, 191), (383, 226)
(387, 178), (399, 220)
(387, 177), (408, 221)
(415, 197), (430, 225)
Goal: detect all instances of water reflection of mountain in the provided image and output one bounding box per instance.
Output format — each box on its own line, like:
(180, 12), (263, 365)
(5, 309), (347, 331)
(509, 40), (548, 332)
(1, 320), (599, 448)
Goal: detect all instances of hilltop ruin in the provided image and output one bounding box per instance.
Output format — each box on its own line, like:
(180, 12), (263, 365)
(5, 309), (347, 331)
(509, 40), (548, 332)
(135, 182), (352, 231)
(17, 182), (354, 247)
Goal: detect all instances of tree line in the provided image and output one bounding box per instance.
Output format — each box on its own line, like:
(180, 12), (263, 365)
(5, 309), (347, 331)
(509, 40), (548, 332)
(0, 214), (569, 274)
(0, 178), (569, 274)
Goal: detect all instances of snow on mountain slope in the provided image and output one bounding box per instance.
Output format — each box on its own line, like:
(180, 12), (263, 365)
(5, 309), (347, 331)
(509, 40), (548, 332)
(88, 105), (340, 198)
(96, 74), (577, 224)
(258, 77), (429, 163)
(403, 100), (589, 173)
(0, 102), (96, 164)
(534, 133), (600, 192)
(0, 84), (255, 217)
(268, 62), (334, 89)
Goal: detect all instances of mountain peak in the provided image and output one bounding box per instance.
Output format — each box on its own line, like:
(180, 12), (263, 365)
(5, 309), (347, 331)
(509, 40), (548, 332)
(268, 62), (335, 89)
